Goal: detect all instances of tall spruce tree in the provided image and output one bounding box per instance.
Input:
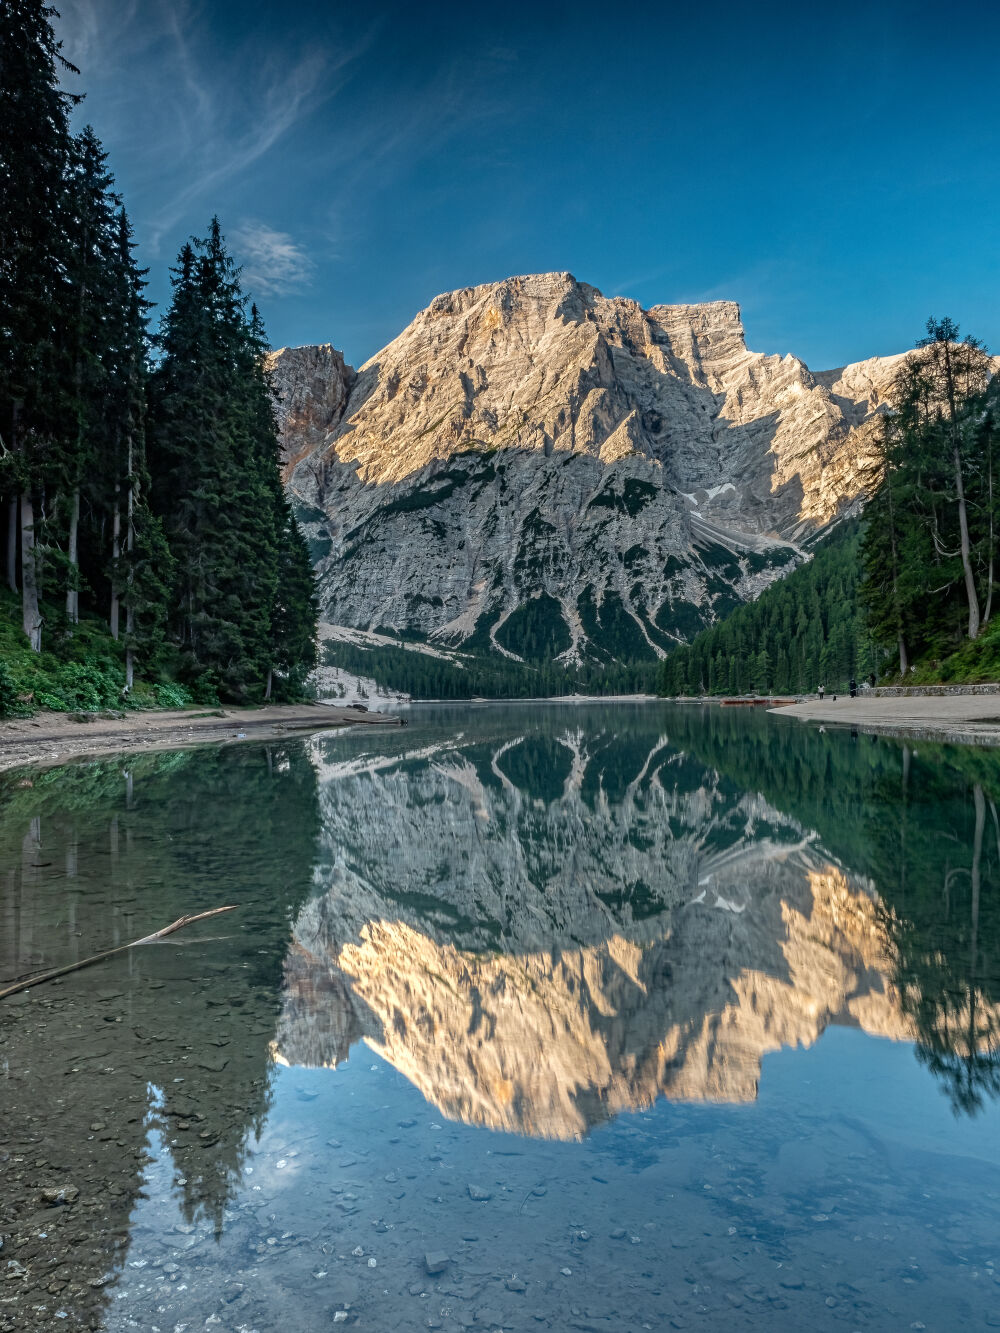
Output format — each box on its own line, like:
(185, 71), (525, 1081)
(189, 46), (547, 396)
(246, 305), (318, 698)
(914, 319), (992, 641)
(860, 319), (995, 670)
(148, 220), (317, 700)
(63, 124), (121, 625)
(0, 0), (78, 648)
(859, 413), (914, 674)
(268, 505), (319, 698)
(103, 208), (172, 687)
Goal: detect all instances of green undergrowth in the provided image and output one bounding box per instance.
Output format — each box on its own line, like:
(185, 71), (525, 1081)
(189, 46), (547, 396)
(895, 620), (1000, 686)
(0, 591), (194, 718)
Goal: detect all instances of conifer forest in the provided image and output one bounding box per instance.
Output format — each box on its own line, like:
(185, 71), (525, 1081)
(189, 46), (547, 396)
(0, 2), (317, 713)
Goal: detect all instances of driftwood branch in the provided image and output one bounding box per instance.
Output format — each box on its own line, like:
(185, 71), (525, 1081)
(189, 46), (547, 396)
(0, 906), (239, 1001)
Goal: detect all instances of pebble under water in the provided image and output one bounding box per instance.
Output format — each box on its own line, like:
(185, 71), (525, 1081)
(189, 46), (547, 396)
(1, 701), (999, 1332)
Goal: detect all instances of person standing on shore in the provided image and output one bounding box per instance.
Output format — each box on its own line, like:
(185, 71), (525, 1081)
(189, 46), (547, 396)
(818, 685), (825, 701)
(849, 677), (858, 698)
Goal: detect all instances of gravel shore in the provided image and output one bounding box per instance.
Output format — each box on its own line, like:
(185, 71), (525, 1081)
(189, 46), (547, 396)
(773, 692), (1000, 746)
(0, 702), (403, 774)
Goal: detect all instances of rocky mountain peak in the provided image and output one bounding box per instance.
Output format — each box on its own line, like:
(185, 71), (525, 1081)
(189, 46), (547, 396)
(269, 274), (906, 664)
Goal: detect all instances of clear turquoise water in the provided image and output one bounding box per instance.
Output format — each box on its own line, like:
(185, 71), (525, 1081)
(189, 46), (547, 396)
(1, 702), (999, 1331)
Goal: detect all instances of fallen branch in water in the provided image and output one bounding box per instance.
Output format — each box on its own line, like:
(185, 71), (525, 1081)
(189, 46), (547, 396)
(0, 906), (239, 1001)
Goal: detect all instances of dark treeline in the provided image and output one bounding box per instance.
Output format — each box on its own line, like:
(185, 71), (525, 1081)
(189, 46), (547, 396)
(861, 318), (1000, 680)
(324, 639), (659, 700)
(658, 521), (878, 696)
(0, 2), (316, 710)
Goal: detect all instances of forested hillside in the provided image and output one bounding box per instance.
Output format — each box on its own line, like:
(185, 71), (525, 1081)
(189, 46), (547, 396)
(321, 636), (658, 700)
(658, 522), (878, 696)
(0, 2), (317, 714)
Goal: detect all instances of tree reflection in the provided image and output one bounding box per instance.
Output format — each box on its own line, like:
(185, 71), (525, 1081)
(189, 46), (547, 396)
(0, 741), (320, 1324)
(644, 708), (1000, 1117)
(877, 773), (1000, 1116)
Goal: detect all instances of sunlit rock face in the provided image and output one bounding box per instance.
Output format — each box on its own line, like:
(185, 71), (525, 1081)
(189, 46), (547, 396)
(273, 274), (904, 660)
(266, 342), (356, 475)
(274, 728), (909, 1139)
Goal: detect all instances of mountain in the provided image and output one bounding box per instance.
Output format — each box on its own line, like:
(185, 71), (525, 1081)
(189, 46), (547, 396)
(271, 273), (904, 668)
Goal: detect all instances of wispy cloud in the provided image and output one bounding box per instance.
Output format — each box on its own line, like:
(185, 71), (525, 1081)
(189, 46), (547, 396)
(53, 1), (374, 255)
(231, 221), (315, 297)
(315, 44), (544, 257)
(143, 46), (332, 250)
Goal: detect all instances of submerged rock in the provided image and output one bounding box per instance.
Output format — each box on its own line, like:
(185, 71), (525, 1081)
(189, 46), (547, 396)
(40, 1186), (79, 1207)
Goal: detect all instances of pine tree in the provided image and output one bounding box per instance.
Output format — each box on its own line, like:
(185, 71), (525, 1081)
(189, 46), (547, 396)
(63, 125), (120, 625)
(246, 303), (317, 698)
(0, 0), (78, 648)
(268, 504), (319, 698)
(102, 208), (172, 687)
(915, 319), (991, 641)
(860, 319), (994, 668)
(148, 220), (317, 700)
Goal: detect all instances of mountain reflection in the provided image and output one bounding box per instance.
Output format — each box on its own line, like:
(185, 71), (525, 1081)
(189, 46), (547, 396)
(274, 709), (1000, 1137)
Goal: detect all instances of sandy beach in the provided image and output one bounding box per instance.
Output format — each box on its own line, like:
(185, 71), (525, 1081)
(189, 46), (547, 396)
(774, 691), (1000, 746)
(0, 702), (403, 774)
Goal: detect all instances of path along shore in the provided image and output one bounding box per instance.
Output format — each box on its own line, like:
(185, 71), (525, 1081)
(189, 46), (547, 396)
(773, 687), (1000, 747)
(0, 702), (403, 775)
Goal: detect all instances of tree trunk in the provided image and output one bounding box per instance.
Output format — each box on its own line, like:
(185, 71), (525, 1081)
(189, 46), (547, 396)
(887, 484), (909, 675)
(985, 431), (995, 627)
(66, 486), (80, 624)
(7, 403), (20, 595)
(109, 493), (121, 640)
(954, 443), (981, 640)
(265, 666), (273, 701)
(6, 496), (17, 593)
(985, 564), (994, 629)
(972, 784), (984, 959)
(124, 433), (135, 690)
(36, 487), (46, 590)
(20, 492), (41, 651)
(940, 337), (982, 640)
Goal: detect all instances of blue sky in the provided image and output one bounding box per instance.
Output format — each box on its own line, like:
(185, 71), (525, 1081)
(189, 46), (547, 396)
(55, 1), (1000, 372)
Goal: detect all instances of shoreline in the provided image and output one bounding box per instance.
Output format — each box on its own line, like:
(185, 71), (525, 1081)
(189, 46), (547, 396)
(771, 693), (1000, 747)
(8, 689), (1000, 772)
(0, 703), (403, 775)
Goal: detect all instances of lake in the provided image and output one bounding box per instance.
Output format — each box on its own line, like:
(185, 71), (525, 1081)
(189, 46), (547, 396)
(1, 701), (999, 1332)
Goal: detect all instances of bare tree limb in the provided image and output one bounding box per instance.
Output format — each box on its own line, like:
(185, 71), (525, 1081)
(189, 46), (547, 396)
(0, 906), (239, 1001)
